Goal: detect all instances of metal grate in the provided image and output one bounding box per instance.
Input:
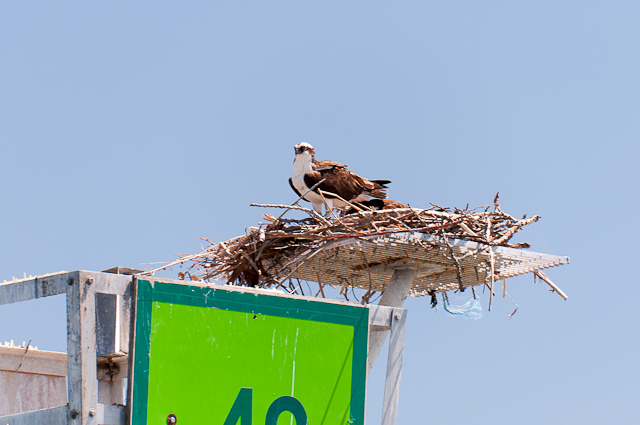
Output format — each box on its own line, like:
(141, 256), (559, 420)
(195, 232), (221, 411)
(279, 232), (569, 297)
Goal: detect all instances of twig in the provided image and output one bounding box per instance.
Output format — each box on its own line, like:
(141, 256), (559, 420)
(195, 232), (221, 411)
(317, 189), (366, 236)
(533, 271), (568, 300)
(488, 247), (495, 311)
(317, 189), (364, 213)
(250, 203), (330, 225)
(492, 216), (540, 246)
(441, 232), (464, 291)
(326, 220), (463, 240)
(15, 339), (32, 371)
(240, 251), (261, 277)
(141, 251), (209, 276)
(459, 222), (479, 237)
(315, 271), (326, 298)
(360, 251), (374, 301)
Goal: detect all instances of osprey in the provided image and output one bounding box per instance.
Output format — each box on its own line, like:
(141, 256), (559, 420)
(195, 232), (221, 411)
(289, 142), (391, 215)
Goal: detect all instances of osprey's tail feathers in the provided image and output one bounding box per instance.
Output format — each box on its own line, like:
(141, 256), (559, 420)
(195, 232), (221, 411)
(370, 179), (391, 187)
(344, 199), (407, 215)
(366, 188), (388, 199)
(363, 179), (390, 199)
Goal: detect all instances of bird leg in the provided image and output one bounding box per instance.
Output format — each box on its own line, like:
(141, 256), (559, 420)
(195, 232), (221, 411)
(317, 189), (334, 217)
(311, 202), (324, 215)
(324, 198), (335, 217)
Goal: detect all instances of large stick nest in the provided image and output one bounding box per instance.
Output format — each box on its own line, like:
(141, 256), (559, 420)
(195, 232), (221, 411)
(151, 194), (539, 304)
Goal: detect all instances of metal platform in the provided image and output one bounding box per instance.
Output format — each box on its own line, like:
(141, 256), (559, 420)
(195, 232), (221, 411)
(279, 232), (570, 296)
(0, 270), (407, 425)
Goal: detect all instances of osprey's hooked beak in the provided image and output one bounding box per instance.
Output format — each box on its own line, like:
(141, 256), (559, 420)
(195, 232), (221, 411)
(295, 146), (304, 155)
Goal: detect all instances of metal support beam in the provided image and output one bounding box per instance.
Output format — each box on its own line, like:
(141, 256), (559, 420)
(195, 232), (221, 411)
(67, 271), (98, 425)
(96, 293), (131, 357)
(381, 308), (407, 425)
(0, 272), (70, 306)
(97, 357), (128, 405)
(96, 404), (125, 425)
(0, 271), (135, 425)
(86, 271), (132, 297)
(0, 405), (68, 425)
(368, 268), (415, 371)
(3, 270), (414, 425)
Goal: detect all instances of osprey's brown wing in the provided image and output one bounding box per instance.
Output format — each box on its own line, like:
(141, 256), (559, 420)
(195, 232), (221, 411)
(303, 167), (389, 201)
(288, 177), (303, 198)
(314, 159), (348, 169)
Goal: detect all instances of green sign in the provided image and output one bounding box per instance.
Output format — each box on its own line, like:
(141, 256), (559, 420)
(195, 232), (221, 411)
(131, 280), (369, 424)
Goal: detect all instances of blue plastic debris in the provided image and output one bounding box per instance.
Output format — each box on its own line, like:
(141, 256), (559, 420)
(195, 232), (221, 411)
(441, 293), (483, 320)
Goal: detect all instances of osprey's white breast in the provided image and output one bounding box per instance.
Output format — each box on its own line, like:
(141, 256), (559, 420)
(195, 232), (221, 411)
(292, 152), (324, 204)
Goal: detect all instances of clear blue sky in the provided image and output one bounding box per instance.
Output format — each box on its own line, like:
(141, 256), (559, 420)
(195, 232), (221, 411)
(1, 2), (638, 424)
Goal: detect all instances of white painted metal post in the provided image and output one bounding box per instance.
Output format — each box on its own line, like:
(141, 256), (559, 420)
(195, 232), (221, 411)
(381, 308), (407, 425)
(368, 268), (415, 371)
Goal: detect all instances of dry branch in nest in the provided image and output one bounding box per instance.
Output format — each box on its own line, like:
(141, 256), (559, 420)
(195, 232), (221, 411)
(145, 193), (542, 307)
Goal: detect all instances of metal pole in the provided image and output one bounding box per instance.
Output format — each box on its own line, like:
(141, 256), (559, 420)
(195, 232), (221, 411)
(368, 268), (414, 371)
(67, 272), (98, 425)
(381, 308), (407, 425)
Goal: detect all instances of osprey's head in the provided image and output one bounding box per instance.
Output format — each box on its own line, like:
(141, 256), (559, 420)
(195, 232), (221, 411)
(294, 142), (314, 156)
